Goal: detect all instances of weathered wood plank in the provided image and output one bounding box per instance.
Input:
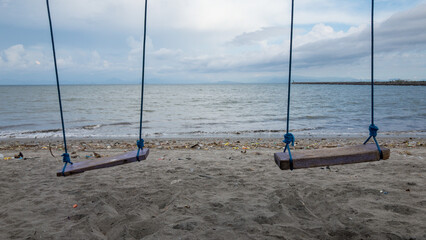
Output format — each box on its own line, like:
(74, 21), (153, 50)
(274, 144), (390, 170)
(57, 148), (149, 176)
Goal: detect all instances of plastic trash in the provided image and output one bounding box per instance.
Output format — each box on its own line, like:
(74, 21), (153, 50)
(0, 153), (3, 159)
(171, 179), (182, 185)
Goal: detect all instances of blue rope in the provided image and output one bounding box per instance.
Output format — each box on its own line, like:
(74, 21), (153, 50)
(46, 0), (72, 175)
(283, 133), (295, 170)
(364, 124), (382, 158)
(136, 139), (145, 161)
(364, 0), (382, 159)
(61, 153), (73, 176)
(371, 0), (375, 125)
(282, 0), (295, 170)
(286, 0), (294, 134)
(137, 0), (148, 158)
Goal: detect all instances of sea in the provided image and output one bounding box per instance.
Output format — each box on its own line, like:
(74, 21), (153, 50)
(0, 84), (425, 139)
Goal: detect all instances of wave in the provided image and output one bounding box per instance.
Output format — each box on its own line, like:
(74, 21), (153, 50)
(63, 97), (83, 102)
(0, 123), (37, 130)
(294, 127), (325, 132)
(293, 115), (334, 120)
(182, 127), (325, 136)
(107, 122), (134, 126)
(386, 115), (417, 120)
(79, 122), (136, 130)
(24, 128), (62, 134)
(232, 127), (324, 134)
(190, 117), (208, 120)
(264, 115), (333, 122)
(82, 124), (102, 130)
(188, 130), (209, 134)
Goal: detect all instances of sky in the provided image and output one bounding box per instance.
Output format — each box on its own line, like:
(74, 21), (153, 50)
(0, 0), (425, 85)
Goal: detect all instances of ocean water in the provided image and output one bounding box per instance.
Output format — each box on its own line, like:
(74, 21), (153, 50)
(0, 84), (425, 139)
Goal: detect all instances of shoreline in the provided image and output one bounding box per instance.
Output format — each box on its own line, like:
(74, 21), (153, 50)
(1, 131), (425, 146)
(1, 136), (423, 152)
(1, 129), (425, 142)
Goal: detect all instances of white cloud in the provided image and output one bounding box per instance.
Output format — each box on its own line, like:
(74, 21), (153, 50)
(229, 26), (288, 46)
(157, 3), (426, 80)
(150, 0), (288, 32)
(1, 0), (425, 84)
(295, 3), (426, 67)
(0, 44), (114, 73)
(0, 44), (50, 70)
(4, 44), (25, 65)
(294, 23), (353, 47)
(1, 0), (410, 34)
(126, 35), (154, 68)
(153, 48), (182, 59)
(55, 55), (73, 68)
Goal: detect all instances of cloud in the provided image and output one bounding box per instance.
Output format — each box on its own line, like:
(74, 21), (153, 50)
(229, 26), (288, 46)
(170, 3), (426, 80)
(126, 35), (153, 72)
(0, 44), (116, 74)
(1, 0), (425, 84)
(2, 0), (411, 34)
(376, 3), (426, 50)
(87, 51), (110, 70)
(0, 44), (49, 70)
(294, 3), (426, 68)
(153, 48), (182, 59)
(4, 44), (25, 65)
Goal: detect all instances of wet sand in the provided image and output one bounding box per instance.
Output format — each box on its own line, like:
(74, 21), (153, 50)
(0, 137), (425, 239)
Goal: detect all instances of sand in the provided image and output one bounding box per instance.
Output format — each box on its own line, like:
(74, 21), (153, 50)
(0, 137), (425, 239)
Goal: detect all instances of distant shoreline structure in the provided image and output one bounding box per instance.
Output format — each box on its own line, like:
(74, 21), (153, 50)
(293, 80), (426, 86)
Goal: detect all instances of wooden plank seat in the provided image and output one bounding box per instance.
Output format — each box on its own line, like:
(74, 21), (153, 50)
(274, 144), (390, 170)
(57, 148), (149, 176)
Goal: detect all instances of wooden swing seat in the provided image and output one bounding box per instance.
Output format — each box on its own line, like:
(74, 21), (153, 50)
(274, 143), (389, 170)
(57, 148), (149, 176)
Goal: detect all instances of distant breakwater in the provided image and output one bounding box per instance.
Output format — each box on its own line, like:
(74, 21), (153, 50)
(293, 81), (426, 86)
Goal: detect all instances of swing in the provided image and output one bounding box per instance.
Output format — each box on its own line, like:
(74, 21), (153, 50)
(46, 0), (150, 176)
(56, 149), (149, 177)
(275, 0), (390, 170)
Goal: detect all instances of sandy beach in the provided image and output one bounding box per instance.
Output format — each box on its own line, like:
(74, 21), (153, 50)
(0, 137), (425, 239)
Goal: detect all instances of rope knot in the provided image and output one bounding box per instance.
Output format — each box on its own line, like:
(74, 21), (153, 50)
(283, 133), (295, 170)
(369, 124), (379, 137)
(62, 153), (72, 164)
(136, 139), (145, 162)
(283, 133), (295, 146)
(137, 139), (145, 149)
(61, 152), (72, 176)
